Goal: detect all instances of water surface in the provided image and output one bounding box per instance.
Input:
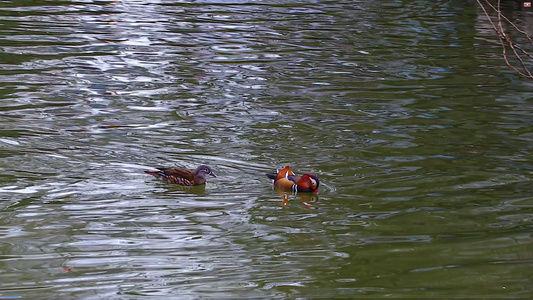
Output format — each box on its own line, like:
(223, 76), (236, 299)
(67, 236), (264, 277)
(1, 0), (532, 298)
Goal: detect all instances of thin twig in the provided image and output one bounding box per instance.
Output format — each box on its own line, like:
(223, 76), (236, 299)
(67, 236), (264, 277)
(483, 0), (533, 47)
(476, 0), (533, 79)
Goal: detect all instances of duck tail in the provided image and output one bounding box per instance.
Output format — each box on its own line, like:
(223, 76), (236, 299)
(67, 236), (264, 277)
(266, 173), (277, 180)
(145, 170), (164, 178)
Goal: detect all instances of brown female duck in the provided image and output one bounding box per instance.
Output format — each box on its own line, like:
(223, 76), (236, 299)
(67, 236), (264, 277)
(145, 165), (216, 186)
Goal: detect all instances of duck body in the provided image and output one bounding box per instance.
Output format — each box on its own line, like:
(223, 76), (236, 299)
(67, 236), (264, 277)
(266, 165), (320, 194)
(145, 165), (216, 186)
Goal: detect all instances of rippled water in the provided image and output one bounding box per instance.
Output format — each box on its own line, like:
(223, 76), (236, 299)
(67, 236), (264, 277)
(1, 0), (532, 298)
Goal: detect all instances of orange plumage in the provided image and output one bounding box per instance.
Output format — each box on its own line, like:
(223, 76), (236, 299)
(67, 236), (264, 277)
(266, 165), (320, 194)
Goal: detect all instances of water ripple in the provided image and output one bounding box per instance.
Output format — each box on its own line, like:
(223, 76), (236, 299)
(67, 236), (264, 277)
(1, 0), (532, 299)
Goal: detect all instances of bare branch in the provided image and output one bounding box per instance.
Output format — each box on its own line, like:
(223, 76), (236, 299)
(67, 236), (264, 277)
(476, 0), (533, 79)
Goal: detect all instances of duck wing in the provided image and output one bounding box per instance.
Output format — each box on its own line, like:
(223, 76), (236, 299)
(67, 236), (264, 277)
(145, 168), (196, 185)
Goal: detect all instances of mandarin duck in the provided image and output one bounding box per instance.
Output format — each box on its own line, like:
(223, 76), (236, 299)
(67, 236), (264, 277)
(266, 165), (320, 194)
(145, 165), (216, 186)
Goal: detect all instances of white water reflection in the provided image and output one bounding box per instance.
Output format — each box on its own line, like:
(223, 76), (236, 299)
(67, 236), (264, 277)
(0, 0), (532, 299)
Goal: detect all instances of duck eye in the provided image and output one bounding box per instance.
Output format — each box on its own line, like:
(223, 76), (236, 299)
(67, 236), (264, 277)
(310, 178), (316, 186)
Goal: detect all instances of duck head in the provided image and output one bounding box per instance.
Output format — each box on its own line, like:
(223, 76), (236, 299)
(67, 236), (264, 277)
(195, 165), (217, 178)
(297, 174), (320, 194)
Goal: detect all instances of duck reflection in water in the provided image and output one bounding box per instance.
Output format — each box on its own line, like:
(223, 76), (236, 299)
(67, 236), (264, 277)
(275, 188), (319, 209)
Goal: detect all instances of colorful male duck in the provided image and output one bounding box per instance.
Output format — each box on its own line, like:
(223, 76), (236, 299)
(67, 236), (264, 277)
(145, 165), (216, 186)
(266, 165), (320, 194)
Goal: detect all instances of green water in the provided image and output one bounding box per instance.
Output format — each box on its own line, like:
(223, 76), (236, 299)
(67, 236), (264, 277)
(0, 0), (532, 298)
